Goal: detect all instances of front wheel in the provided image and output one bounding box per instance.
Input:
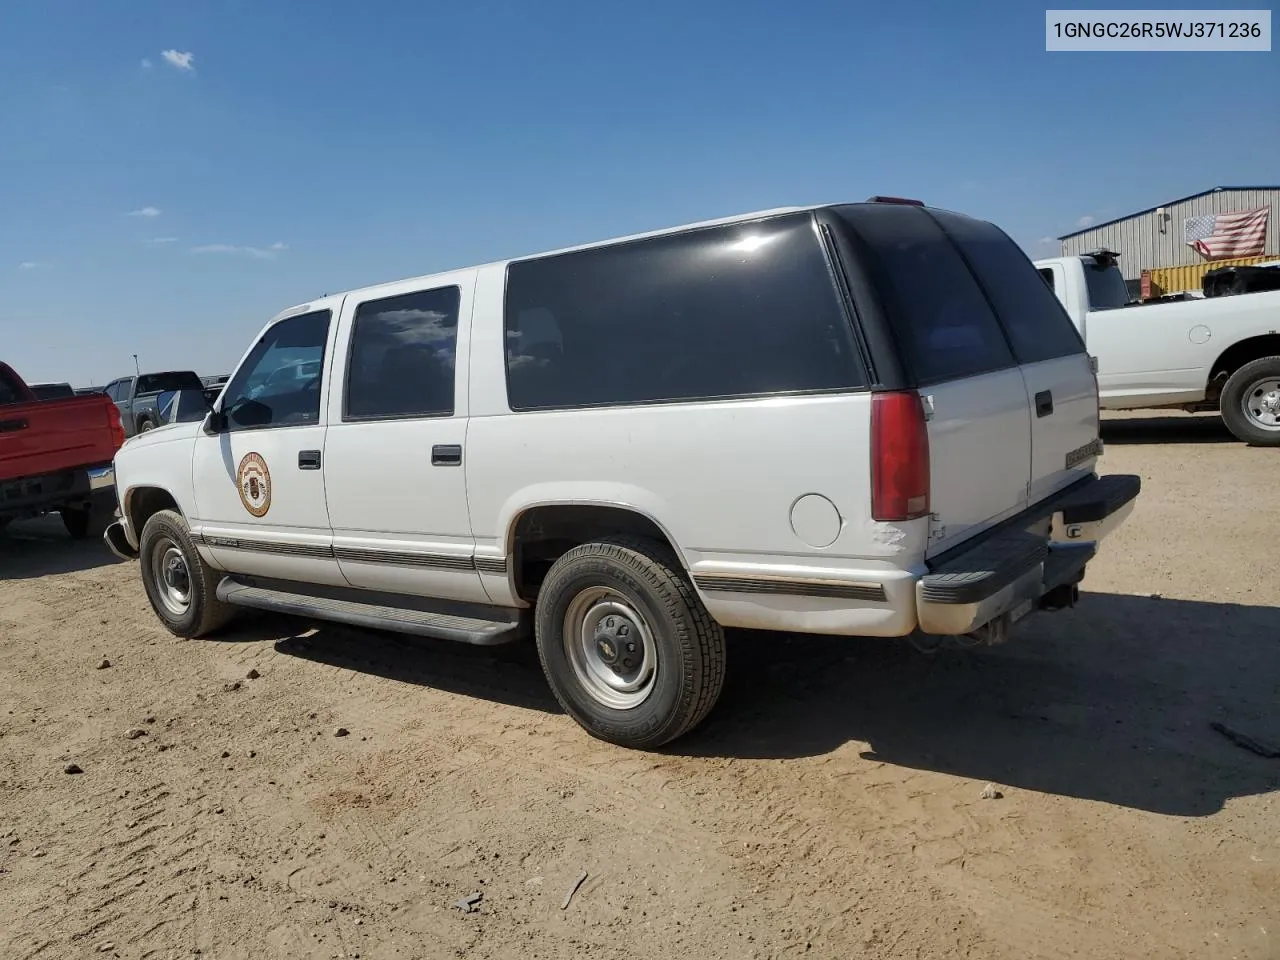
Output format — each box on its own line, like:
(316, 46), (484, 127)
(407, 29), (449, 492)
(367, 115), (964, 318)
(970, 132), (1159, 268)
(1220, 356), (1280, 446)
(138, 419), (156, 433)
(138, 509), (234, 638)
(534, 536), (726, 750)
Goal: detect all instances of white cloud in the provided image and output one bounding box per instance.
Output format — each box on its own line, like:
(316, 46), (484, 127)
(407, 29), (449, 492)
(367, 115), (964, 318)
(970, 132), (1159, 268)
(1037, 236), (1057, 245)
(128, 206), (162, 218)
(1076, 215), (1095, 228)
(141, 58), (153, 69)
(18, 261), (48, 270)
(161, 49), (195, 71)
(191, 241), (287, 260)
(144, 237), (179, 244)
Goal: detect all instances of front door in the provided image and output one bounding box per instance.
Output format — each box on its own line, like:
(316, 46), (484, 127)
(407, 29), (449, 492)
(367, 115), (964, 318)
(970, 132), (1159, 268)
(190, 303), (346, 586)
(322, 271), (490, 604)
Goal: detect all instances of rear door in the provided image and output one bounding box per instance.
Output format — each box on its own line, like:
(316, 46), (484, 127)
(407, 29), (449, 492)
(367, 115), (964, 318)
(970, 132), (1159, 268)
(935, 212), (1100, 504)
(322, 271), (490, 605)
(832, 204), (1031, 556)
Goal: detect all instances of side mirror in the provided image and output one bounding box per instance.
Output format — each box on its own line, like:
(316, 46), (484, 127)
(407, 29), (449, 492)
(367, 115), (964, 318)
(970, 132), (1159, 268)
(203, 409), (227, 434)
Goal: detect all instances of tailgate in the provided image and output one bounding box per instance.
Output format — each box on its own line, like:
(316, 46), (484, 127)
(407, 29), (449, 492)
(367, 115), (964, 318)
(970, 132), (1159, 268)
(0, 396), (121, 482)
(927, 210), (1101, 514)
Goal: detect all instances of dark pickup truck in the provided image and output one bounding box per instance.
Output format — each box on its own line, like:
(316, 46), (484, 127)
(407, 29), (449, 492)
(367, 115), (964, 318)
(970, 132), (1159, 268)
(102, 371), (204, 437)
(1, 362), (124, 538)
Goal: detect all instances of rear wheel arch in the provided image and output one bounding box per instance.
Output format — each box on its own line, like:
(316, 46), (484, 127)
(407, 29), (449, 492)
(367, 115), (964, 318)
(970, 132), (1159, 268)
(506, 503), (689, 604)
(1206, 334), (1280, 399)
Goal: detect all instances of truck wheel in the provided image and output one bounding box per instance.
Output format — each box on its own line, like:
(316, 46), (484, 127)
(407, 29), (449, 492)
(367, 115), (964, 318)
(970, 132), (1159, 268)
(60, 506), (93, 540)
(138, 509), (233, 638)
(1220, 356), (1280, 446)
(533, 535), (726, 750)
(138, 419), (156, 433)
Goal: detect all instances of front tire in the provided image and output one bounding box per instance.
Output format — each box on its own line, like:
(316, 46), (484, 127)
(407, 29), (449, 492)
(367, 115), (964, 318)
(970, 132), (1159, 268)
(138, 419), (156, 433)
(534, 536), (726, 750)
(138, 509), (233, 638)
(1220, 356), (1280, 446)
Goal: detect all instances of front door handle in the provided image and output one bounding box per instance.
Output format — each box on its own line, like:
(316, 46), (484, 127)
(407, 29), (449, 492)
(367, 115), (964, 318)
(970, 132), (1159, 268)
(1035, 390), (1054, 418)
(298, 449), (322, 470)
(431, 444), (462, 466)
(0, 418), (29, 433)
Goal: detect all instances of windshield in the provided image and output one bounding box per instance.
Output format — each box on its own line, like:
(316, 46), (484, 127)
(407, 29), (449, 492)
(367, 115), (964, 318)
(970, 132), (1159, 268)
(1083, 262), (1131, 310)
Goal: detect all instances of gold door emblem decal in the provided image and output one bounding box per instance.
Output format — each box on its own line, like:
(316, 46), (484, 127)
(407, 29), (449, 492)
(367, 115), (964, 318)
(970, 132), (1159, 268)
(236, 453), (272, 518)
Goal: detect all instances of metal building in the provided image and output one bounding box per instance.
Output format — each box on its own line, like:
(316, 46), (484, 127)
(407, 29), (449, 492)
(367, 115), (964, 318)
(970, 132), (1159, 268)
(1058, 185), (1280, 281)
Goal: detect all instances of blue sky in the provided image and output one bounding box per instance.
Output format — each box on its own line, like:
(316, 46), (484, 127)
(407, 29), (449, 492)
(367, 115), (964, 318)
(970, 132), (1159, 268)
(2, 0), (1276, 386)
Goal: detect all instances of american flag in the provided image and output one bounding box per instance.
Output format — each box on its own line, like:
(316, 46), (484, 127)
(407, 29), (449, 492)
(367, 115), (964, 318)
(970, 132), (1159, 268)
(1183, 207), (1270, 260)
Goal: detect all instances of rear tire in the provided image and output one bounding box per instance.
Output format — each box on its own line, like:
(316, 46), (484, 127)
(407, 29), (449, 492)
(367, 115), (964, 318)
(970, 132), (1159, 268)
(1220, 356), (1280, 446)
(138, 419), (156, 433)
(138, 509), (234, 638)
(60, 506), (92, 540)
(533, 535), (726, 750)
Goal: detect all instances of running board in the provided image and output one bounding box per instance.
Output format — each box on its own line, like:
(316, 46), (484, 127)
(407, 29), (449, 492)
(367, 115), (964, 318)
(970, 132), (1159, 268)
(215, 579), (527, 646)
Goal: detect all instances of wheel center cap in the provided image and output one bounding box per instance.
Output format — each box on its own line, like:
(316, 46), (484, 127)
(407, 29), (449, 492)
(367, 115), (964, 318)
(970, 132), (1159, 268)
(595, 636), (619, 664)
(1262, 391), (1280, 415)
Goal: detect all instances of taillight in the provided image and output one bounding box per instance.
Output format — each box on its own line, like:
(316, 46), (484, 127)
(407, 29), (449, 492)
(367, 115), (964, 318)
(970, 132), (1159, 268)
(871, 391), (930, 522)
(108, 404), (125, 449)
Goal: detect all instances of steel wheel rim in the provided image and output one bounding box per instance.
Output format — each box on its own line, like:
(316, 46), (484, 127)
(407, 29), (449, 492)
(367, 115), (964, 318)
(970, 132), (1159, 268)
(562, 587), (658, 710)
(1241, 376), (1280, 432)
(152, 540), (192, 616)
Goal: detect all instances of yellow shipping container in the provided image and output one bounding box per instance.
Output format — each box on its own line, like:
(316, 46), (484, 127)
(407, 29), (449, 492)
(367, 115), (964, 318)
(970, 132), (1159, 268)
(1147, 254), (1279, 296)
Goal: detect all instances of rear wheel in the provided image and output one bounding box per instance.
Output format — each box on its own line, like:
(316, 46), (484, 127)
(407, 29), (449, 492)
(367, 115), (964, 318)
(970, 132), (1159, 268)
(533, 535), (726, 749)
(138, 419), (156, 433)
(1220, 356), (1280, 446)
(60, 506), (93, 540)
(138, 509), (233, 638)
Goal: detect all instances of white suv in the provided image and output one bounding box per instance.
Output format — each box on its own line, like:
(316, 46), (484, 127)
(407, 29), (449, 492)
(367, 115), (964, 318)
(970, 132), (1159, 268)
(105, 199), (1140, 749)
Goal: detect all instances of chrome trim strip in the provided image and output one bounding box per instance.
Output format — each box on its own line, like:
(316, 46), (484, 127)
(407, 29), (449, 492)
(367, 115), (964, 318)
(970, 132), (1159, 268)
(692, 574), (888, 603)
(334, 546), (475, 570)
(190, 532), (507, 572)
(473, 555), (508, 574)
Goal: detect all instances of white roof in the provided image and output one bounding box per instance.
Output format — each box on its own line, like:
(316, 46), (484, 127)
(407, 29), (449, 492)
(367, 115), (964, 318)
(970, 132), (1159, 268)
(289, 204), (828, 313)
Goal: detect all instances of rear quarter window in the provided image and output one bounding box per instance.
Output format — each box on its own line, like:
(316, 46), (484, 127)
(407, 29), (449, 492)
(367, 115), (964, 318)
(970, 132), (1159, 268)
(832, 204), (1015, 385)
(930, 210), (1086, 365)
(503, 214), (865, 411)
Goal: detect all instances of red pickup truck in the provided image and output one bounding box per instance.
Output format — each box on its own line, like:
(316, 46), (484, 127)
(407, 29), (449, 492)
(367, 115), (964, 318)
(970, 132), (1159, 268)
(1, 362), (125, 539)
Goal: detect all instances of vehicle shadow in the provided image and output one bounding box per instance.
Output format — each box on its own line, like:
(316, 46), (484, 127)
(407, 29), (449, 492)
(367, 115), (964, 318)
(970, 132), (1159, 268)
(1101, 413), (1234, 444)
(268, 621), (560, 715)
(0, 517), (124, 579)
(678, 592), (1280, 817)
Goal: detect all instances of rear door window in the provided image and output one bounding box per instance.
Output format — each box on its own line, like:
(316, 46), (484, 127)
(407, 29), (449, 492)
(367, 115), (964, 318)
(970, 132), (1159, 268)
(930, 210), (1086, 365)
(832, 205), (1015, 385)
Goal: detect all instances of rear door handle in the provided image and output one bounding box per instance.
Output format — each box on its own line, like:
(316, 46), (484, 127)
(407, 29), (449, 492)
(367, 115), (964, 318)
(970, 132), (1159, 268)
(432, 444), (462, 466)
(0, 418), (29, 433)
(1035, 390), (1054, 418)
(298, 449), (322, 470)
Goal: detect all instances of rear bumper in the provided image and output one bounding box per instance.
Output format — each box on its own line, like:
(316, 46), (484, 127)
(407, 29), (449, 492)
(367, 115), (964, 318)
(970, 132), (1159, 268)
(915, 473), (1140, 636)
(0, 467), (94, 521)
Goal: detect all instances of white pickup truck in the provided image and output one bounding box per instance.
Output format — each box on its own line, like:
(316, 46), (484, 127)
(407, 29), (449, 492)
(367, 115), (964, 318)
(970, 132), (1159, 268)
(104, 199), (1140, 749)
(1034, 251), (1280, 445)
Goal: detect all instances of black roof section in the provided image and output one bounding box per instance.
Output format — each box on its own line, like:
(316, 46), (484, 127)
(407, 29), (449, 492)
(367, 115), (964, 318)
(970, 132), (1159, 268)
(1058, 185), (1280, 240)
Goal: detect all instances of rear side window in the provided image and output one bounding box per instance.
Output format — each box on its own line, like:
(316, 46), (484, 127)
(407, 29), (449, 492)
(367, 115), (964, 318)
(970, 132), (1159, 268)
(931, 211), (1085, 365)
(345, 286), (460, 420)
(833, 205), (1015, 385)
(503, 214), (864, 411)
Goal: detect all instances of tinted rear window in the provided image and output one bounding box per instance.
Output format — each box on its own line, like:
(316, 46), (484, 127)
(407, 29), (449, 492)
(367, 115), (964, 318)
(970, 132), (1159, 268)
(137, 372), (203, 394)
(503, 214), (864, 411)
(930, 210), (1086, 365)
(833, 205), (1015, 385)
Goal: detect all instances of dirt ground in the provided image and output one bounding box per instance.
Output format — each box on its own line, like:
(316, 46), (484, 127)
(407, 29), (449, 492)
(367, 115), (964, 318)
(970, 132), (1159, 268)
(1, 411), (1277, 960)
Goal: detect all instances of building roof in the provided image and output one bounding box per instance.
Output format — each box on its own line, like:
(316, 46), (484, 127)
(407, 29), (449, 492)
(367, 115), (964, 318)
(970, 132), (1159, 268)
(1057, 185), (1280, 240)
